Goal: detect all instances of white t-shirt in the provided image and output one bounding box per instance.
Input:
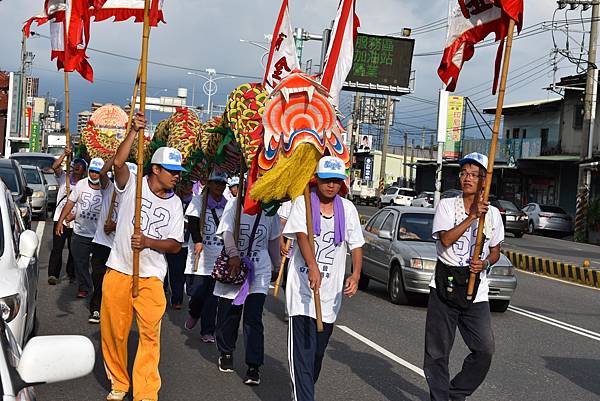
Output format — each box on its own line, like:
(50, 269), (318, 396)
(52, 172), (75, 228)
(106, 173), (184, 281)
(283, 196), (365, 324)
(68, 179), (103, 238)
(278, 200), (293, 221)
(430, 196), (504, 303)
(92, 183), (119, 248)
(213, 198), (280, 299)
(184, 194), (224, 276)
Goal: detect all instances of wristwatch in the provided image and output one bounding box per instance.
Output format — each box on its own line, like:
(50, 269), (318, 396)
(483, 259), (491, 270)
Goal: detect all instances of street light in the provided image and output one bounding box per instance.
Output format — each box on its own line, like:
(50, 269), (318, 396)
(149, 88), (168, 129)
(187, 70), (235, 120)
(239, 37), (271, 68)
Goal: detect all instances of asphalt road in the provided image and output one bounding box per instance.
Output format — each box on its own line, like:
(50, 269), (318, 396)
(356, 205), (600, 269)
(31, 219), (600, 401)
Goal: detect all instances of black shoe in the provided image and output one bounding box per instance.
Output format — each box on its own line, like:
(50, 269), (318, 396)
(244, 366), (260, 386)
(218, 354), (234, 373)
(88, 311), (100, 324)
(48, 276), (58, 285)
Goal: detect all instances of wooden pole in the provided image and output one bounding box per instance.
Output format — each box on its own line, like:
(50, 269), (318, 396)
(193, 188), (210, 272)
(234, 162), (247, 244)
(273, 238), (291, 297)
(132, 0), (152, 298)
(467, 19), (516, 300)
(64, 71), (71, 196)
(303, 186), (324, 332)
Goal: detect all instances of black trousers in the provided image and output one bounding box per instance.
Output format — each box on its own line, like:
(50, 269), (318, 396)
(90, 243), (111, 313)
(166, 248), (187, 305)
(188, 275), (218, 335)
(216, 293), (266, 367)
(424, 289), (495, 401)
(47, 222), (74, 279)
(70, 233), (94, 292)
(288, 315), (334, 401)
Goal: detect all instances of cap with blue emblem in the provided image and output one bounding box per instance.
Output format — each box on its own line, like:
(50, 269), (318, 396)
(150, 147), (186, 171)
(316, 156), (346, 180)
(88, 157), (105, 173)
(459, 152), (488, 172)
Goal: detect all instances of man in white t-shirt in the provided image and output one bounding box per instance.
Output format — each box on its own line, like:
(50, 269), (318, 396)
(56, 157), (108, 298)
(47, 147), (86, 284)
(283, 156), (365, 401)
(101, 113), (184, 401)
(424, 152), (504, 401)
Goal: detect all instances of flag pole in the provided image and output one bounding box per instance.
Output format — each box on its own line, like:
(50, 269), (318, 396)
(303, 186), (324, 332)
(133, 0), (152, 298)
(273, 238), (290, 297)
(64, 71), (71, 195)
(467, 19), (516, 300)
(193, 187), (210, 272)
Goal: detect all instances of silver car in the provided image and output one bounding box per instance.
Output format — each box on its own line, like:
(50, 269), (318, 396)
(360, 206), (517, 312)
(523, 203), (573, 237)
(410, 191), (434, 208)
(22, 166), (48, 219)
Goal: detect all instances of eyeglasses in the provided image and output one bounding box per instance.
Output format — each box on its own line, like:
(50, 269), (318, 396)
(459, 171), (484, 180)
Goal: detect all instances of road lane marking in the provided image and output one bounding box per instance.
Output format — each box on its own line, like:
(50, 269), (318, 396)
(508, 306), (600, 342)
(34, 220), (45, 256)
(337, 325), (425, 378)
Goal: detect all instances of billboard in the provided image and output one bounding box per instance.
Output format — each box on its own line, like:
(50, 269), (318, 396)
(443, 96), (465, 159)
(356, 134), (373, 153)
(29, 122), (40, 152)
(363, 156), (373, 181)
(344, 33), (415, 95)
(359, 96), (395, 126)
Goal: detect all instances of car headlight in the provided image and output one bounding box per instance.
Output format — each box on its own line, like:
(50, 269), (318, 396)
(0, 294), (21, 322)
(48, 185), (58, 191)
(490, 265), (515, 276)
(410, 258), (437, 271)
(32, 191), (45, 198)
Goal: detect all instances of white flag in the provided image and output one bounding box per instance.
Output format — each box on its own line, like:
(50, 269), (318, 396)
(263, 0), (299, 93)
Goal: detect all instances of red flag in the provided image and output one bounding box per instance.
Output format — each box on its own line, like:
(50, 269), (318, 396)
(438, 0), (523, 93)
(91, 0), (165, 26)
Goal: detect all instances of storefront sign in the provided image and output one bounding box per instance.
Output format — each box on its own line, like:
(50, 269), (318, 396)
(443, 95), (464, 159)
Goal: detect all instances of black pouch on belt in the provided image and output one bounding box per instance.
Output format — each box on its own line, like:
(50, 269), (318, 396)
(434, 260), (481, 310)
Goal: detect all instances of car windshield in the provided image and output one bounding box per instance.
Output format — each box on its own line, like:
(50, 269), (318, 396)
(399, 189), (416, 196)
(23, 169), (41, 185)
(498, 200), (519, 211)
(398, 213), (435, 242)
(540, 205), (567, 214)
(11, 155), (55, 171)
(0, 167), (20, 194)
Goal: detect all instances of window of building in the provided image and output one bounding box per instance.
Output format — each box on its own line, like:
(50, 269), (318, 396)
(541, 128), (549, 149)
(522, 129), (527, 139)
(506, 129), (510, 139)
(573, 104), (584, 129)
(512, 128), (520, 139)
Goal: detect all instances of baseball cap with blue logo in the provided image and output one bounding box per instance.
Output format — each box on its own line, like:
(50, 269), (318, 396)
(228, 176), (240, 187)
(316, 156), (346, 180)
(150, 147), (186, 171)
(208, 170), (228, 183)
(459, 152), (488, 172)
(88, 157), (105, 173)
(125, 162), (138, 175)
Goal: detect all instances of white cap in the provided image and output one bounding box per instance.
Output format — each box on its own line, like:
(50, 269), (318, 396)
(459, 152), (488, 171)
(228, 176), (240, 187)
(125, 162), (138, 175)
(316, 156), (346, 180)
(208, 170), (228, 183)
(150, 147), (185, 171)
(88, 157), (105, 173)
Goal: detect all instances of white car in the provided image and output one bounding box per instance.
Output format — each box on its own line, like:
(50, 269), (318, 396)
(0, 317), (95, 401)
(410, 191), (434, 208)
(0, 179), (40, 347)
(379, 187), (417, 207)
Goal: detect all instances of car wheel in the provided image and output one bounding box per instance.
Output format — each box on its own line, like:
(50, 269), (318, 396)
(388, 264), (409, 305)
(528, 221), (535, 235)
(490, 300), (510, 313)
(514, 232), (524, 238)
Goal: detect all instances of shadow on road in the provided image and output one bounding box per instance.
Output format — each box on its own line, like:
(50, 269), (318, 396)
(543, 356), (600, 396)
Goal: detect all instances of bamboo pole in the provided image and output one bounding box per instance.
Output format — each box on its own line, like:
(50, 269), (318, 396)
(234, 162), (247, 244)
(304, 186), (324, 332)
(193, 188), (210, 272)
(273, 238), (291, 297)
(467, 19), (516, 300)
(132, 0), (152, 298)
(64, 71), (71, 196)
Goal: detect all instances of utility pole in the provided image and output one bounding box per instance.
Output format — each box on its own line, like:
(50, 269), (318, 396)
(379, 95), (393, 198)
(410, 139), (415, 187)
(347, 93), (361, 201)
(403, 131), (408, 186)
(434, 89), (449, 208)
(429, 134), (435, 159)
(421, 128), (426, 150)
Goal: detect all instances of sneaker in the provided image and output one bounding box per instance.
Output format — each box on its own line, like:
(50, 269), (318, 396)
(77, 290), (89, 298)
(184, 316), (199, 330)
(218, 354), (234, 373)
(244, 366), (261, 385)
(106, 390), (127, 401)
(48, 276), (58, 285)
(88, 311), (100, 324)
(200, 334), (215, 343)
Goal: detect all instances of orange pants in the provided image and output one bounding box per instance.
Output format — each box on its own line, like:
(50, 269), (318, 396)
(101, 269), (166, 401)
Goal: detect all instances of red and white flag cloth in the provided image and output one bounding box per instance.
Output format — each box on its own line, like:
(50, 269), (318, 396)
(438, 0), (523, 94)
(91, 0), (165, 26)
(320, 0), (360, 109)
(263, 0), (299, 94)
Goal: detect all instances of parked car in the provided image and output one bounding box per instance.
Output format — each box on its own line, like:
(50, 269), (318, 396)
(379, 186), (416, 207)
(490, 199), (527, 238)
(0, 178), (40, 347)
(523, 203), (573, 237)
(0, 317), (95, 401)
(22, 166), (48, 220)
(351, 179), (377, 206)
(359, 206), (517, 312)
(0, 159), (33, 230)
(411, 191), (434, 208)
(10, 152), (58, 210)
(441, 189), (463, 199)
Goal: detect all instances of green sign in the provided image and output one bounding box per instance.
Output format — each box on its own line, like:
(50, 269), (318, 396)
(345, 33), (415, 90)
(30, 122), (40, 152)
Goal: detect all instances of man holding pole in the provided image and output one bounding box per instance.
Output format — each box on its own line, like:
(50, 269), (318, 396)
(101, 113), (184, 401)
(424, 152), (504, 401)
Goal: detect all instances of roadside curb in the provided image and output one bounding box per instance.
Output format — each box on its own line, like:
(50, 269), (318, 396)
(502, 249), (600, 289)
